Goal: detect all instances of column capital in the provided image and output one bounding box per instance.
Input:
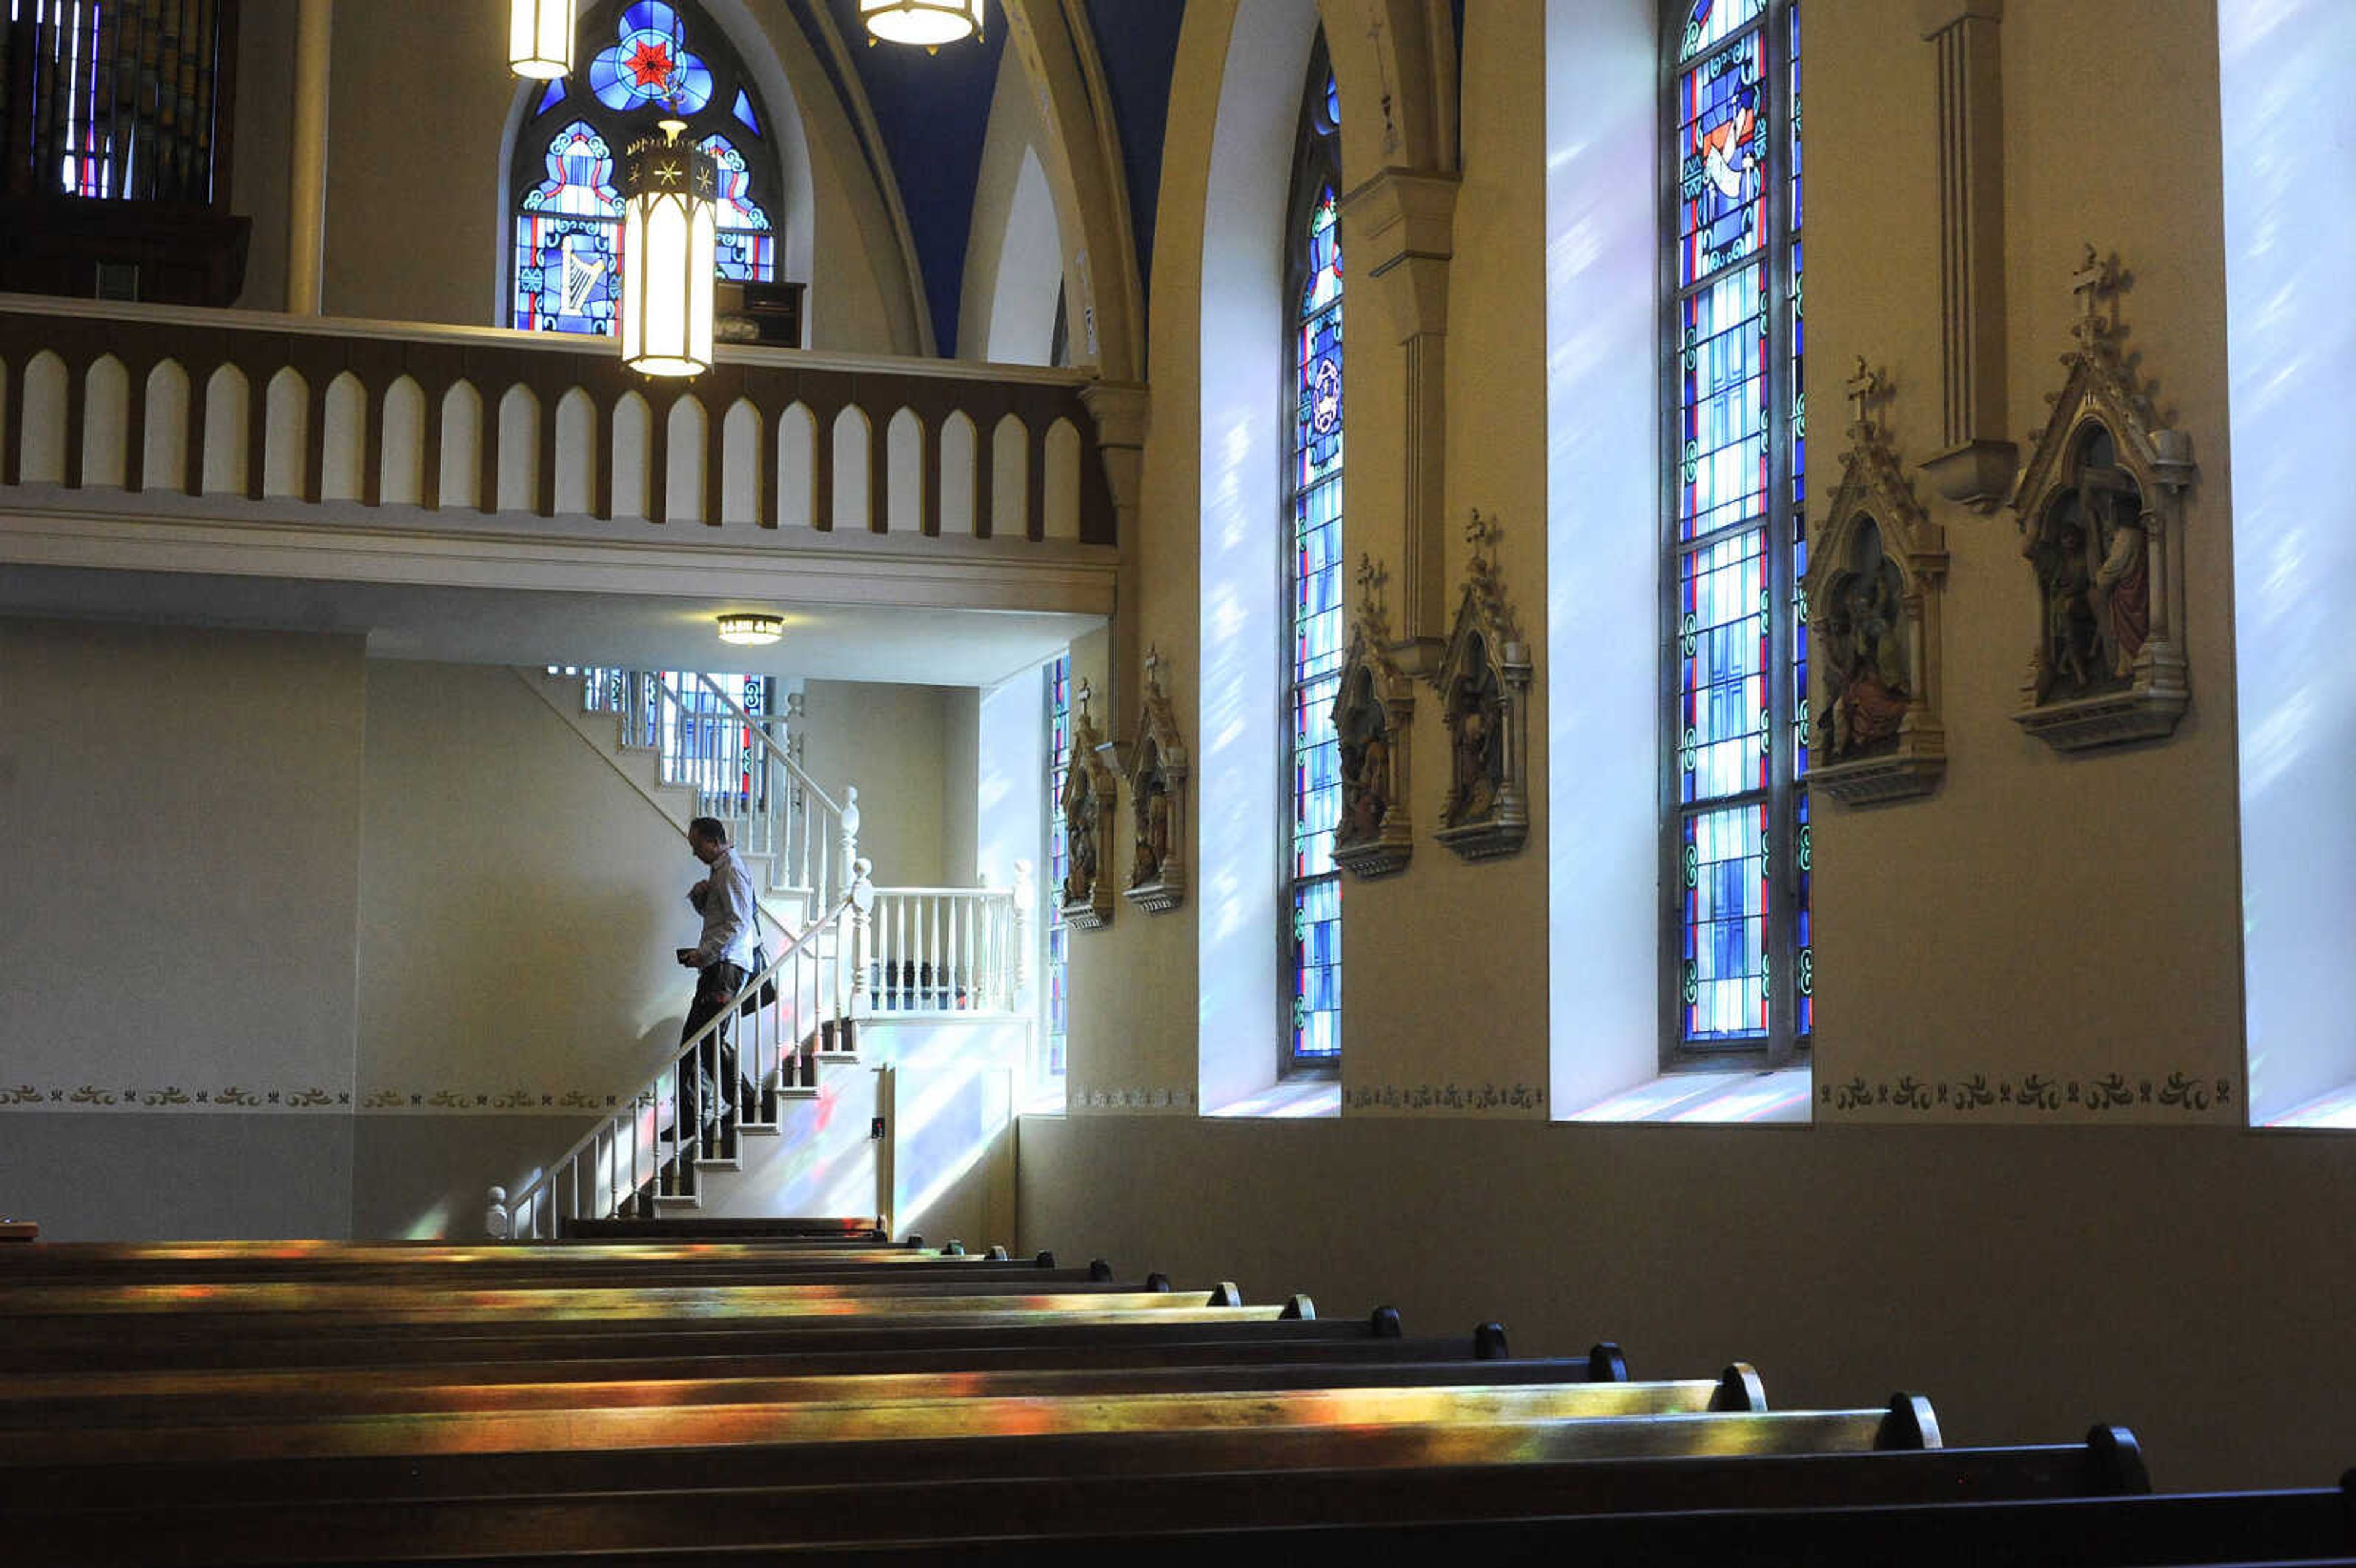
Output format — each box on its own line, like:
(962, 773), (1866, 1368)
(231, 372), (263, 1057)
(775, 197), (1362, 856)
(1919, 0), (2001, 37)
(1341, 167), (1461, 342)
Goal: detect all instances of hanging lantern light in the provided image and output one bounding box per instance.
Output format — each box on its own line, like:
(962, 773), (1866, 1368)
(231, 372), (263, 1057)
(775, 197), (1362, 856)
(859, 0), (985, 50)
(622, 120), (718, 378)
(508, 0), (573, 80)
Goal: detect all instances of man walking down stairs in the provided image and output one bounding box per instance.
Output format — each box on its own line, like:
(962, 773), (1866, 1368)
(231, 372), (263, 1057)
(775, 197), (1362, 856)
(674, 816), (759, 1169)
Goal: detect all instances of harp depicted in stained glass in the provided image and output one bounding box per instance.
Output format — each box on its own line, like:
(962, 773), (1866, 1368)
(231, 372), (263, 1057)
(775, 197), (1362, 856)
(509, 1), (780, 334)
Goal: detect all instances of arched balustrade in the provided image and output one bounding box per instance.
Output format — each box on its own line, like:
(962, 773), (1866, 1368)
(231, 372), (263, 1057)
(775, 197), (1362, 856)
(0, 302), (1115, 547)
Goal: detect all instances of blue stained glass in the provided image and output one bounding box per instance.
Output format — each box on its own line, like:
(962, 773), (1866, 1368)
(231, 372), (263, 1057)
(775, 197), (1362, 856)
(1681, 804), (1769, 1039)
(1680, 0), (1766, 61)
(590, 1), (714, 115)
(1679, 33), (1763, 288)
(1679, 529), (1767, 805)
(514, 122), (622, 334)
(1044, 653), (1072, 1079)
(734, 88), (761, 136)
(699, 134), (776, 282)
(1679, 264), (1766, 541)
(1292, 880), (1342, 1059)
(536, 79), (566, 117)
(1288, 106), (1342, 1069)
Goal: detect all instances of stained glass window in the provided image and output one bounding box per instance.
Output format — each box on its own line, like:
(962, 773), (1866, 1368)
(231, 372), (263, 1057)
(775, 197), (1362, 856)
(1666, 0), (1807, 1058)
(1044, 655), (1073, 1081)
(1286, 42), (1344, 1074)
(508, 0), (781, 334)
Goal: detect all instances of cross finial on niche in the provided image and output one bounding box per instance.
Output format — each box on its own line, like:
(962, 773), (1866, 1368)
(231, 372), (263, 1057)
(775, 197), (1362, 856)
(1846, 356), (1890, 434)
(1355, 552), (1385, 596)
(1465, 509), (1501, 556)
(1142, 645), (1161, 689)
(2071, 243), (2119, 340)
(1075, 678), (1093, 720)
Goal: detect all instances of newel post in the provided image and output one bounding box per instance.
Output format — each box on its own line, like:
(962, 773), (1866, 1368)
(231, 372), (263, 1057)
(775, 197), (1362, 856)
(484, 1185), (510, 1240)
(849, 857), (877, 1018)
(837, 785), (861, 905)
(1011, 858), (1034, 997)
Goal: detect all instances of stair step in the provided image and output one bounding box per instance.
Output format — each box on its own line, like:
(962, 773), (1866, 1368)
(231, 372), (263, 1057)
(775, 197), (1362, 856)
(651, 1192), (704, 1210)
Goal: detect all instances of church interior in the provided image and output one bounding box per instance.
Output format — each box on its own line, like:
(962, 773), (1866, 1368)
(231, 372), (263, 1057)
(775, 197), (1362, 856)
(3, 0), (2354, 1507)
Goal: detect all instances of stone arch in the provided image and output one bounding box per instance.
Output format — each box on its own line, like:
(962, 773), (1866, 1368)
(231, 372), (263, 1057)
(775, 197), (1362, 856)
(201, 363), (250, 496)
(80, 355), (130, 489)
(19, 350), (69, 484)
(831, 404), (873, 531)
(438, 380), (483, 510)
(380, 376), (427, 506)
(321, 372), (367, 502)
(776, 401), (817, 528)
(141, 359), (191, 493)
(610, 391), (652, 521)
(552, 387), (598, 516)
(885, 407), (926, 532)
(721, 398), (762, 525)
(262, 366), (308, 498)
(939, 410), (979, 537)
(990, 413), (1030, 541)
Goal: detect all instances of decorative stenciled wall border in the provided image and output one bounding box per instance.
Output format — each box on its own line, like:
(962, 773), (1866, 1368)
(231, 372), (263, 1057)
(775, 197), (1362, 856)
(1344, 1082), (1546, 1113)
(1, 1083), (351, 1111)
(1071, 1086), (1197, 1112)
(0, 1084), (653, 1115)
(1819, 1071), (2234, 1117)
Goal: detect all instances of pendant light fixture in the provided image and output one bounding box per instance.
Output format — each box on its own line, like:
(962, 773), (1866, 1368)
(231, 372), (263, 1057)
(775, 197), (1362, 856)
(622, 120), (718, 378)
(859, 0), (985, 50)
(509, 0), (573, 79)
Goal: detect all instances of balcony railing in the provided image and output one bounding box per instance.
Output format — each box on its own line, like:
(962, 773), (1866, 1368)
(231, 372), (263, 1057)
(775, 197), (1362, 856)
(0, 296), (1116, 544)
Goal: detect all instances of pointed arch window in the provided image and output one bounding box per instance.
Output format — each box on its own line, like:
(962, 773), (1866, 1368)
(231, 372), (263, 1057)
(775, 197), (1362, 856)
(1663, 0), (1809, 1063)
(509, 0), (780, 334)
(1284, 38), (1344, 1075)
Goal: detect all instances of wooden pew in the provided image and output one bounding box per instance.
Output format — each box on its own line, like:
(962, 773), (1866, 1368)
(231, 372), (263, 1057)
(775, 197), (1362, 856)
(0, 1301), (1421, 1375)
(0, 1369), (1788, 1468)
(0, 1348), (1657, 1430)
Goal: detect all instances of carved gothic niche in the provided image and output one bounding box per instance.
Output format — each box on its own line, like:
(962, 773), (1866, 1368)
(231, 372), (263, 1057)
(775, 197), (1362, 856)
(2011, 247), (2196, 752)
(1118, 648), (1187, 915)
(1331, 555), (1415, 878)
(1058, 680), (1118, 931)
(1803, 360), (1949, 805)
(1430, 511), (1534, 862)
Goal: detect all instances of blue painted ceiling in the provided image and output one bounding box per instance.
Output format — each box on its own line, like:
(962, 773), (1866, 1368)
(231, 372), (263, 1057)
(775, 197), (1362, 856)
(783, 0), (1187, 358)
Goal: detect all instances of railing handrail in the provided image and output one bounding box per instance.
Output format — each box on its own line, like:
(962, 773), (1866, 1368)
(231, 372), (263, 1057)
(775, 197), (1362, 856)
(687, 671), (841, 819)
(0, 293), (1098, 387)
(507, 890), (855, 1224)
(873, 885), (1018, 900)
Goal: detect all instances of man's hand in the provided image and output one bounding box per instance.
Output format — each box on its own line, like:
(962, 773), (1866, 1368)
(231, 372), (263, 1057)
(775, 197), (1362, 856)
(676, 948), (703, 969)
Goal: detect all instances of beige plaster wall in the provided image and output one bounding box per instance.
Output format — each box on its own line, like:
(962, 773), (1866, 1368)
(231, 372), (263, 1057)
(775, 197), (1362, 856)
(796, 681), (961, 890)
(0, 618), (364, 1097)
(356, 661), (699, 1106)
(1805, 0), (2243, 1116)
(234, 0), (917, 348)
(1017, 1114), (2356, 1491)
(958, 42), (1064, 364)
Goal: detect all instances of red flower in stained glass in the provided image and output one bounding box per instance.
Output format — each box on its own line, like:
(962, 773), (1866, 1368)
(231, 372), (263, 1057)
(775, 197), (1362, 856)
(626, 39), (674, 90)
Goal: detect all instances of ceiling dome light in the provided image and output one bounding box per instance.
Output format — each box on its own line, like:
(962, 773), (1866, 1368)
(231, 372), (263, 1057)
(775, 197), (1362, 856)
(621, 120), (718, 379)
(509, 0), (573, 80)
(859, 0), (984, 50)
(717, 613), (785, 647)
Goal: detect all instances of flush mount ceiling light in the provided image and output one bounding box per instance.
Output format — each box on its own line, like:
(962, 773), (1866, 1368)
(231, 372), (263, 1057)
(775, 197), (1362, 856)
(509, 0), (574, 79)
(859, 0), (985, 50)
(717, 613), (785, 647)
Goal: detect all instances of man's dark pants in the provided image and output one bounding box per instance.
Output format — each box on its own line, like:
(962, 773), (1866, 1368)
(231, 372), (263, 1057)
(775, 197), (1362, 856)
(677, 959), (747, 1151)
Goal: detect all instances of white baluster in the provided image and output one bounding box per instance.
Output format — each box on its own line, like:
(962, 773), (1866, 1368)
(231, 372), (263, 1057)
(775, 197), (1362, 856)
(850, 858), (875, 1018)
(485, 1185), (510, 1240)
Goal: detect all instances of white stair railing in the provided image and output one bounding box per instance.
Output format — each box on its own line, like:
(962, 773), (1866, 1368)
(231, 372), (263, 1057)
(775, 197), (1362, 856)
(560, 667), (860, 913)
(495, 867), (876, 1242)
(868, 886), (1025, 1014)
